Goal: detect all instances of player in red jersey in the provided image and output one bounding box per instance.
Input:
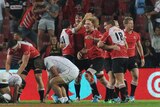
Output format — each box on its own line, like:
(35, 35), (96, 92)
(123, 17), (145, 102)
(98, 20), (123, 103)
(73, 13), (90, 101)
(77, 15), (109, 102)
(5, 38), (45, 103)
(98, 20), (129, 103)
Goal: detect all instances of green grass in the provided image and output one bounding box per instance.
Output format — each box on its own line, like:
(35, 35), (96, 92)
(13, 100), (160, 107)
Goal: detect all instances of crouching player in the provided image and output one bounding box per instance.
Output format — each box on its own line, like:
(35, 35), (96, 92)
(0, 72), (22, 103)
(0, 72), (11, 103)
(44, 56), (79, 104)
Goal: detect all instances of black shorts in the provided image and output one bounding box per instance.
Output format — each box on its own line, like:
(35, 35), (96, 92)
(87, 58), (104, 75)
(0, 84), (9, 88)
(21, 56), (43, 75)
(75, 58), (90, 71)
(127, 56), (138, 71)
(104, 58), (112, 73)
(112, 58), (128, 73)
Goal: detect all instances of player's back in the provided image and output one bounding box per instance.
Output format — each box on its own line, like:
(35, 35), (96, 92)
(44, 56), (79, 73)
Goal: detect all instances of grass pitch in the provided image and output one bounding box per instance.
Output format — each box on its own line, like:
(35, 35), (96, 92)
(0, 100), (160, 107)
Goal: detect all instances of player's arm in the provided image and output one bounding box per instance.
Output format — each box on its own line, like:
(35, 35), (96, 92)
(32, 2), (47, 14)
(17, 53), (30, 75)
(5, 55), (13, 72)
(97, 41), (120, 51)
(13, 84), (20, 103)
(136, 40), (145, 67)
(44, 73), (52, 100)
(74, 13), (93, 32)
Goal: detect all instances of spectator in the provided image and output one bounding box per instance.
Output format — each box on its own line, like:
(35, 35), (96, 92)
(0, 0), (5, 38)
(5, 0), (27, 36)
(147, 15), (160, 67)
(18, 1), (47, 47)
(146, 0), (160, 26)
(38, 0), (59, 51)
(143, 39), (156, 67)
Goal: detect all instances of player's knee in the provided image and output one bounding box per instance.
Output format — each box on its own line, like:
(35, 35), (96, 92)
(85, 72), (94, 83)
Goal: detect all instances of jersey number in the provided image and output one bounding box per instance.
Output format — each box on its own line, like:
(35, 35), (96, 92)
(115, 32), (123, 41)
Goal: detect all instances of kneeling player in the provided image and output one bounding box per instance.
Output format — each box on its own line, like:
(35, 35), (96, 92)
(0, 72), (11, 103)
(44, 56), (79, 103)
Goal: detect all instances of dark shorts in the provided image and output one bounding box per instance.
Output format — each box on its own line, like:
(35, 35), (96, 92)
(21, 56), (43, 75)
(112, 58), (128, 73)
(75, 58), (90, 71)
(0, 84), (9, 88)
(104, 58), (112, 73)
(64, 55), (75, 64)
(127, 56), (138, 71)
(87, 58), (104, 75)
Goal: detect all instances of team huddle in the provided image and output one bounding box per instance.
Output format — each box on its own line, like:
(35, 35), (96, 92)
(0, 12), (144, 104)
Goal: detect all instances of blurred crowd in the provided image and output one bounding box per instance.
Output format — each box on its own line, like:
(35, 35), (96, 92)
(0, 0), (160, 68)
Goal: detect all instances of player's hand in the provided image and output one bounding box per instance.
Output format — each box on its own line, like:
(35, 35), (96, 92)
(113, 45), (120, 51)
(77, 52), (83, 60)
(85, 35), (93, 40)
(97, 41), (104, 48)
(141, 59), (145, 67)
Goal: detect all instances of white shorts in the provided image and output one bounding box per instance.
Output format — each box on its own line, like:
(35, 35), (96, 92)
(59, 68), (79, 84)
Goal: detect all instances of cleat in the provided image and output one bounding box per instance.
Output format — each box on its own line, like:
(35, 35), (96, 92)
(113, 97), (121, 103)
(106, 99), (115, 104)
(51, 94), (58, 103)
(75, 97), (80, 102)
(129, 96), (135, 102)
(91, 95), (101, 103)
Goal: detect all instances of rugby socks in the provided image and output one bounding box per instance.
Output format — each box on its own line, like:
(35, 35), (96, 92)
(124, 80), (128, 95)
(130, 81), (138, 96)
(38, 89), (44, 102)
(90, 82), (100, 97)
(105, 87), (109, 101)
(119, 84), (127, 101)
(115, 86), (119, 97)
(74, 83), (81, 98)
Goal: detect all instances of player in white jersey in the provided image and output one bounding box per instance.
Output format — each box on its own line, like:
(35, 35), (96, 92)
(8, 73), (22, 103)
(44, 56), (79, 103)
(0, 72), (22, 103)
(0, 72), (11, 103)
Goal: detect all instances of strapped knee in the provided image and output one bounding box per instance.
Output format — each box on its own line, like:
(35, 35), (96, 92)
(85, 72), (94, 83)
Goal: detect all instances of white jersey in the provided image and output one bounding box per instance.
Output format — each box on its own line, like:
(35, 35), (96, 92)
(8, 73), (22, 87)
(44, 56), (79, 83)
(0, 72), (9, 84)
(109, 26), (126, 46)
(44, 56), (78, 73)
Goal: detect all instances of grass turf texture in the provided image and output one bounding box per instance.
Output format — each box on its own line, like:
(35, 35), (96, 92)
(0, 100), (160, 107)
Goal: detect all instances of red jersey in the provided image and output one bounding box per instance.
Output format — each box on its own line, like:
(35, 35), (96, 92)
(84, 30), (104, 59)
(8, 41), (40, 59)
(125, 31), (140, 57)
(109, 26), (128, 59)
(100, 31), (112, 58)
(60, 28), (75, 56)
(20, 6), (38, 29)
(74, 27), (85, 54)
